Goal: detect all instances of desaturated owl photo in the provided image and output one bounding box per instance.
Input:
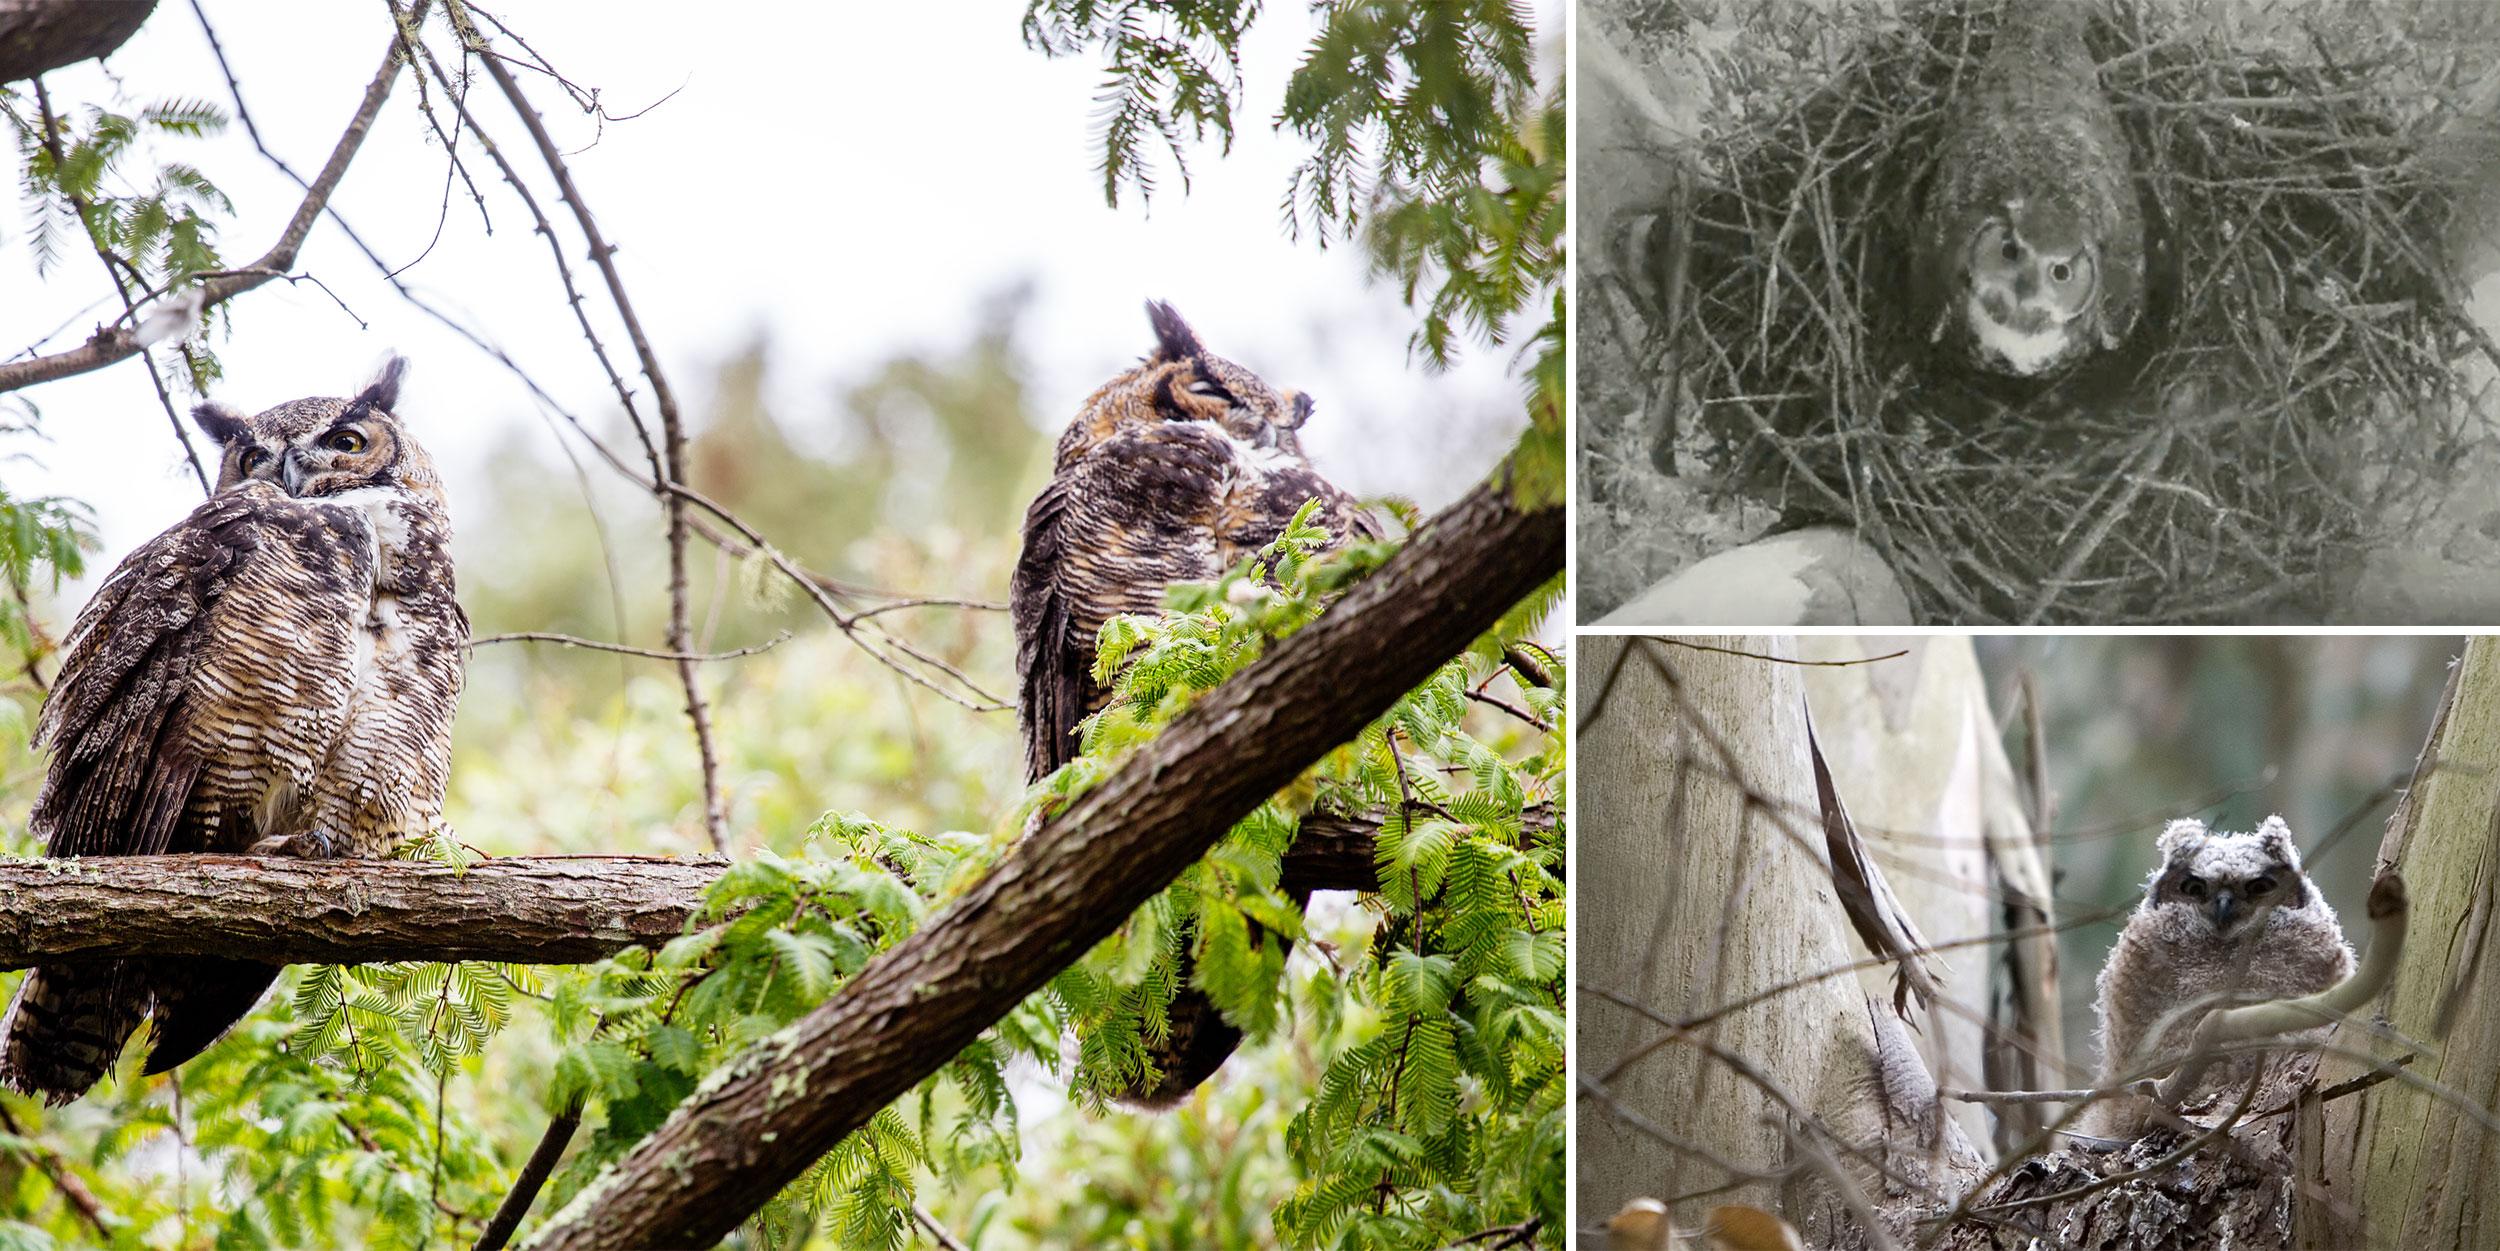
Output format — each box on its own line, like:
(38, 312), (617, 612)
(1915, 0), (2144, 377)
(1580, 0), (2500, 626)
(2088, 815), (2355, 1136)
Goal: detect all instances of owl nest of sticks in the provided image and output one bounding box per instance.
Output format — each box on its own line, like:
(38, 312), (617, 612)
(1673, 0), (2500, 623)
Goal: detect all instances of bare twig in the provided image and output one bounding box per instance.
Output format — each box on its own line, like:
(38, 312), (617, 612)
(0, 6), (423, 394)
(472, 1101), (580, 1251)
(445, 0), (726, 851)
(464, 630), (790, 663)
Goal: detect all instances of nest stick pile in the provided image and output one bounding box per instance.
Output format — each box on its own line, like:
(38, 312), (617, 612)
(1681, 0), (2497, 623)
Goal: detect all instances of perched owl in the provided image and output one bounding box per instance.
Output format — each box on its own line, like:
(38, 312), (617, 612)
(2088, 816), (2353, 1137)
(0, 358), (467, 1105)
(1012, 302), (1374, 1104)
(1916, 0), (2145, 378)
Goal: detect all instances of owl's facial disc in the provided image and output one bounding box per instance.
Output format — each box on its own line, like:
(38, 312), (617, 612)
(283, 418), (396, 497)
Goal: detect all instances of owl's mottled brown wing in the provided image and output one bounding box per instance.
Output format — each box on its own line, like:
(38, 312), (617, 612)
(31, 482), (370, 857)
(2, 483), (371, 1105)
(1012, 423), (1233, 782)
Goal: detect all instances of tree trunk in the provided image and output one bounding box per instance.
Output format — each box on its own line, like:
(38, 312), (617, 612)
(1576, 636), (1995, 1242)
(2301, 634), (2500, 1245)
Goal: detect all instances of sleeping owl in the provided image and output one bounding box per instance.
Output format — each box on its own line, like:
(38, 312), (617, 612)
(1011, 302), (1374, 1104)
(2088, 816), (2353, 1137)
(1916, 0), (2145, 377)
(0, 358), (468, 1104)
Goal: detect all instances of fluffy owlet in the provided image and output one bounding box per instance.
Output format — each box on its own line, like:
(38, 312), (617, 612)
(1916, 0), (2145, 377)
(1012, 302), (1374, 1104)
(0, 358), (468, 1104)
(2088, 816), (2353, 1136)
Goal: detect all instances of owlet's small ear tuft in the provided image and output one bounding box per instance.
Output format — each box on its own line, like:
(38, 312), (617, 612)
(191, 402), (249, 446)
(2157, 818), (2208, 857)
(2254, 814), (2300, 866)
(355, 355), (409, 413)
(1145, 300), (1202, 364)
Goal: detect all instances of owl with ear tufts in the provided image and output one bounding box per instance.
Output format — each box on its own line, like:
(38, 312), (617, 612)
(2087, 816), (2353, 1137)
(0, 357), (468, 1105)
(1916, 0), (2145, 378)
(1012, 301), (1375, 1105)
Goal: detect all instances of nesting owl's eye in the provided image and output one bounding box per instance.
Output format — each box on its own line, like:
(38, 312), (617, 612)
(1187, 378), (1236, 405)
(2249, 876), (2277, 897)
(239, 448), (271, 474)
(2180, 875), (2208, 898)
(323, 428), (368, 454)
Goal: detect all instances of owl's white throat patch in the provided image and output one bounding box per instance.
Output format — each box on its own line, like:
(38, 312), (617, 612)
(1967, 294), (2073, 377)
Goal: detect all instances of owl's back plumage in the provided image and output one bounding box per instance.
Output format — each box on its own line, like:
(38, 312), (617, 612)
(1917, 0), (2145, 377)
(1011, 303), (1372, 1104)
(2089, 816), (2353, 1136)
(0, 360), (466, 1104)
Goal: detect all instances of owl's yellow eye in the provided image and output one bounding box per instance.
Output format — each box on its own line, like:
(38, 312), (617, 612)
(323, 429), (367, 454)
(239, 448), (271, 473)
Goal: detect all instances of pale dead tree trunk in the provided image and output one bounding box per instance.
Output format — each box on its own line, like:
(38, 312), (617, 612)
(2302, 635), (2500, 1246)
(1578, 636), (2014, 1247)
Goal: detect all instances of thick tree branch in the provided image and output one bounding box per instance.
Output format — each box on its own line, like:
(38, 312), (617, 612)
(0, 805), (1555, 969)
(527, 472), (1561, 1249)
(0, 4), (419, 394)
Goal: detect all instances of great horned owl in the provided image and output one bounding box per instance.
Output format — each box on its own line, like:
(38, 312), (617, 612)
(2088, 816), (2353, 1136)
(1012, 301), (1374, 1104)
(1916, 0), (2145, 378)
(0, 358), (468, 1104)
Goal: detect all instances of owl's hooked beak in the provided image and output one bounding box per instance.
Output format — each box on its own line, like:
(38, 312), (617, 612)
(2209, 889), (2239, 930)
(279, 449), (311, 496)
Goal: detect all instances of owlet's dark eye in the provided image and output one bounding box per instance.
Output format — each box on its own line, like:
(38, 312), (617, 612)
(2180, 876), (2208, 898)
(2248, 876), (2276, 896)
(1999, 238), (2020, 262)
(239, 448), (271, 473)
(2050, 261), (2073, 283)
(323, 429), (367, 454)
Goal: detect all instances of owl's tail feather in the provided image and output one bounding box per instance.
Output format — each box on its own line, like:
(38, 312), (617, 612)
(139, 958), (281, 1076)
(1114, 894), (1309, 1109)
(1120, 983), (1248, 1108)
(0, 963), (148, 1106)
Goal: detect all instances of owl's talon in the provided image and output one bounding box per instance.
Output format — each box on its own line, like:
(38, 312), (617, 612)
(248, 830), (341, 859)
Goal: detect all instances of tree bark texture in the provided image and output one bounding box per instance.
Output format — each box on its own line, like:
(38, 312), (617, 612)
(1576, 636), (1984, 1243)
(0, 805), (1528, 970)
(523, 476), (1562, 1249)
(0, 0), (154, 84)
(2302, 634), (2500, 1246)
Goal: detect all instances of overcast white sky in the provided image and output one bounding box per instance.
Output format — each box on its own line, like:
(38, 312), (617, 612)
(4, 2), (1538, 580)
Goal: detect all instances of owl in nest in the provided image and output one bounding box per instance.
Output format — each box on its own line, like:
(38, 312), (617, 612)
(2087, 816), (2353, 1137)
(1011, 302), (1374, 1105)
(1916, 0), (2145, 378)
(0, 359), (468, 1105)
